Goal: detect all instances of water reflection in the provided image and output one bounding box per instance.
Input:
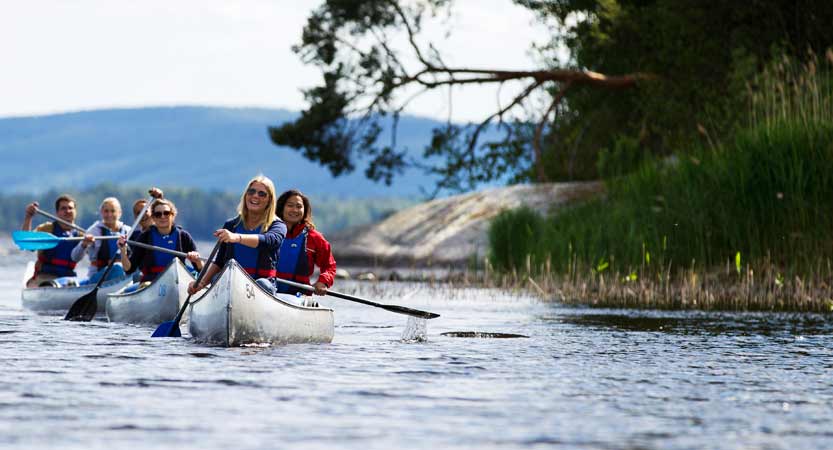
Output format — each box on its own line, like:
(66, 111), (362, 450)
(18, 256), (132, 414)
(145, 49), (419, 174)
(558, 311), (833, 335)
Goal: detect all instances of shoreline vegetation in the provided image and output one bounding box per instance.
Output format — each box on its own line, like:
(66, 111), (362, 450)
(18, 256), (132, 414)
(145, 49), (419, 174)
(484, 49), (833, 312)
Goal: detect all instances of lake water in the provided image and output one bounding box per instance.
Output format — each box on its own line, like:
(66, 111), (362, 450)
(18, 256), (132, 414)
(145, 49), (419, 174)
(1, 245), (832, 450)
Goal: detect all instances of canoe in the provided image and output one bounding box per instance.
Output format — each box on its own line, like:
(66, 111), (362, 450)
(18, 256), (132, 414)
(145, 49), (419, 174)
(105, 258), (195, 325)
(188, 259), (334, 346)
(20, 262), (133, 314)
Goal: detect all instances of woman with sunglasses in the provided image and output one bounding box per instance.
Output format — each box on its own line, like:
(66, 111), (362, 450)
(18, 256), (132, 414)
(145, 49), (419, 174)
(118, 198), (202, 283)
(274, 189), (336, 301)
(187, 175), (287, 295)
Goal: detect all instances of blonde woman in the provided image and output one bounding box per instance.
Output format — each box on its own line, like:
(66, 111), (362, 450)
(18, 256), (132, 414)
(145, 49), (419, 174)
(71, 197), (131, 284)
(187, 175), (287, 295)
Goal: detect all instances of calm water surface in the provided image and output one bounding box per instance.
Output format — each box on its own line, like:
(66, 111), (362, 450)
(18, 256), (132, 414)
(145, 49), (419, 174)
(1, 247), (832, 450)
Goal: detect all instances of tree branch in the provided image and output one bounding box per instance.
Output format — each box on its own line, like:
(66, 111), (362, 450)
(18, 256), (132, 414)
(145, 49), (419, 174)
(533, 81), (572, 182)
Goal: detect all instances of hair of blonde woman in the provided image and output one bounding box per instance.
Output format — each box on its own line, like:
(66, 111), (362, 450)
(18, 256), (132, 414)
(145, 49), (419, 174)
(236, 174), (278, 233)
(151, 198), (177, 217)
(99, 197), (122, 215)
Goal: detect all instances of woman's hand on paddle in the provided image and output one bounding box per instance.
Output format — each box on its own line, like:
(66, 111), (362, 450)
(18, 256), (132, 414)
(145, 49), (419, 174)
(117, 235), (127, 250)
(186, 251), (201, 265)
(313, 281), (328, 296)
(81, 233), (95, 249)
(187, 280), (207, 295)
(149, 187), (164, 199)
(213, 229), (241, 244)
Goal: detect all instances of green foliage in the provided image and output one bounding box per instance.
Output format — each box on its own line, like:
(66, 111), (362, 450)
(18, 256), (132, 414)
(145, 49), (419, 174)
(596, 135), (647, 179)
(487, 206), (544, 271)
(279, 0), (833, 189)
(531, 0), (833, 181)
(490, 118), (833, 273)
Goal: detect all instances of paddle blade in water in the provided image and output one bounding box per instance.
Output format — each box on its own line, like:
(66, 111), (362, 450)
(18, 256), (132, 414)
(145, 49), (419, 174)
(151, 320), (182, 338)
(64, 290), (98, 321)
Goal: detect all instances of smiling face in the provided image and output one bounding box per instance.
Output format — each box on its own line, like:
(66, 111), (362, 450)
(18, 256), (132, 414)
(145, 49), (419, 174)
(100, 202), (121, 229)
(152, 204), (175, 233)
(56, 200), (77, 224)
(245, 181), (270, 215)
(282, 195), (305, 228)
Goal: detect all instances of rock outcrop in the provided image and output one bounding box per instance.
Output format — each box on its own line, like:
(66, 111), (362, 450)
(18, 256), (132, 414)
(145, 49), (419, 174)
(330, 181), (603, 267)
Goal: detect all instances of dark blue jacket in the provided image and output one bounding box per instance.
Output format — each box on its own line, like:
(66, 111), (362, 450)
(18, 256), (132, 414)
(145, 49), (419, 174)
(214, 216), (286, 277)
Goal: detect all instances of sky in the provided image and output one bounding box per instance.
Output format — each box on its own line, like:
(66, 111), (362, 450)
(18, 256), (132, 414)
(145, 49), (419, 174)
(0, 0), (557, 123)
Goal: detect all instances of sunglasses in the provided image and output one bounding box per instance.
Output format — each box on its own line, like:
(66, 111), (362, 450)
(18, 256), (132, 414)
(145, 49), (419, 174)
(246, 188), (269, 198)
(152, 210), (173, 218)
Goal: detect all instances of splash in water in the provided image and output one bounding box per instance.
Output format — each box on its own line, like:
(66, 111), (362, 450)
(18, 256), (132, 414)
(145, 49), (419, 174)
(400, 316), (428, 342)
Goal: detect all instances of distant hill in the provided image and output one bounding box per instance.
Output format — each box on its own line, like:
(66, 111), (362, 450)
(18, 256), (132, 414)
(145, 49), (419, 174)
(0, 106), (461, 198)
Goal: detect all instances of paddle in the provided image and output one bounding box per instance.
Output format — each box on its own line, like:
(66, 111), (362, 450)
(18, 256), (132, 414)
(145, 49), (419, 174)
(274, 278), (440, 319)
(33, 207), (87, 233)
(151, 239), (223, 338)
(13, 230), (119, 251)
(64, 196), (155, 321)
(13, 230), (208, 261)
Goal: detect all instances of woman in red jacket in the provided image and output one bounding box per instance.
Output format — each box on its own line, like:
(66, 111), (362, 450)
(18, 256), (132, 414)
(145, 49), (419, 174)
(274, 189), (336, 297)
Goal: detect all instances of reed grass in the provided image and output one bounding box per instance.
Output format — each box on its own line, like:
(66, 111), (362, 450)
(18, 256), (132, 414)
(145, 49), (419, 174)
(485, 49), (833, 311)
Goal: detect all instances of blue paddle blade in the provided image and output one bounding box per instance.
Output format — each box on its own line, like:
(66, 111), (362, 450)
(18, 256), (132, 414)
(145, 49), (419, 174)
(151, 320), (181, 338)
(12, 231), (61, 251)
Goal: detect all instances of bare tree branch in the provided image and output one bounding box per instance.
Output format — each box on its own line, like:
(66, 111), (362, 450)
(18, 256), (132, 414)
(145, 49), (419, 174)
(533, 81), (572, 182)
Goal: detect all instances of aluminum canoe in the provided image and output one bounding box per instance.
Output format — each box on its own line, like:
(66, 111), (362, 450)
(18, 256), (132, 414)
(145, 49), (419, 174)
(20, 262), (133, 314)
(106, 258), (196, 325)
(188, 259), (334, 346)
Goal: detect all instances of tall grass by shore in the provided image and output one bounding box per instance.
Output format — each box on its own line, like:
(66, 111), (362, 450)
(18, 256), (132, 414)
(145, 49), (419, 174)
(486, 49), (833, 311)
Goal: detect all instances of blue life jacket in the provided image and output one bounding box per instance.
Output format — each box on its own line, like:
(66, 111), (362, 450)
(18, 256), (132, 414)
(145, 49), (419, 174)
(139, 226), (180, 282)
(37, 221), (79, 277)
(92, 225), (123, 268)
(228, 222), (277, 278)
(276, 228), (310, 295)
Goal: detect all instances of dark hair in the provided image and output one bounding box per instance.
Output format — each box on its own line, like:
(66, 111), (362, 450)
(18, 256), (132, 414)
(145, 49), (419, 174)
(275, 189), (315, 230)
(55, 194), (76, 211)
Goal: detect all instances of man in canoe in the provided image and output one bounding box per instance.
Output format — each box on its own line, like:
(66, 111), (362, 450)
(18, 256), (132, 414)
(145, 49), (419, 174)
(128, 196), (157, 242)
(187, 175), (286, 295)
(20, 194), (82, 287)
(118, 198), (203, 286)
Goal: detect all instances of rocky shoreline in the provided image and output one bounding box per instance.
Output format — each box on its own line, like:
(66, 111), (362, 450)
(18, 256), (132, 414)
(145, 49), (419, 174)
(328, 182), (603, 269)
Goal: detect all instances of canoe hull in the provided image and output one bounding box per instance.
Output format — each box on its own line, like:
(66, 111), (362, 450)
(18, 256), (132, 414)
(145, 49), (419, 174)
(21, 262), (133, 314)
(189, 260), (334, 346)
(105, 259), (195, 325)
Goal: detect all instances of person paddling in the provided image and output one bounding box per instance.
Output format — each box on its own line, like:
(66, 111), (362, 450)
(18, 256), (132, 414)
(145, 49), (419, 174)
(275, 189), (336, 304)
(187, 175), (286, 296)
(128, 195), (159, 242)
(118, 198), (202, 286)
(20, 195), (82, 287)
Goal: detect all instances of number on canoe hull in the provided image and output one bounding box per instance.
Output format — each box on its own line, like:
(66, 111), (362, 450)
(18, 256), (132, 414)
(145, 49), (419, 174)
(245, 283), (254, 299)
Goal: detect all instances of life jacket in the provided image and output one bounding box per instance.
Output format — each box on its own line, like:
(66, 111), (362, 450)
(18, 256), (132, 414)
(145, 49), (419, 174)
(91, 225), (123, 268)
(226, 221), (277, 278)
(139, 226), (181, 282)
(36, 221), (79, 277)
(276, 227), (310, 295)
